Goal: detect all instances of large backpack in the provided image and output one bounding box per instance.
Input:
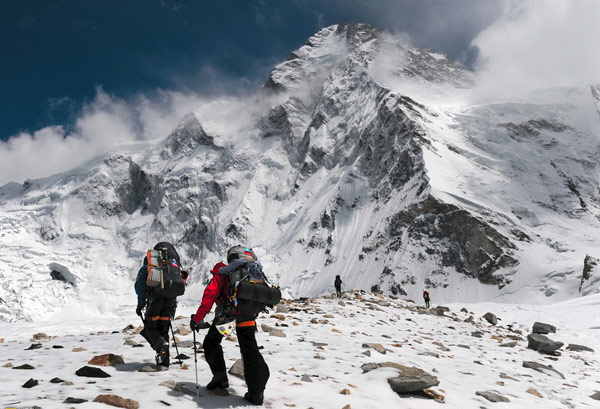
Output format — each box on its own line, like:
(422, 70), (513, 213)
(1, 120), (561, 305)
(220, 259), (281, 316)
(146, 242), (186, 298)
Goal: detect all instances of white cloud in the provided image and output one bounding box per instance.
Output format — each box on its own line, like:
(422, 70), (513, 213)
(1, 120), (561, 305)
(471, 0), (600, 101)
(0, 87), (208, 186)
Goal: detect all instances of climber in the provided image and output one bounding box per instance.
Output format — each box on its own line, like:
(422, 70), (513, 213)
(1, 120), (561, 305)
(190, 246), (275, 405)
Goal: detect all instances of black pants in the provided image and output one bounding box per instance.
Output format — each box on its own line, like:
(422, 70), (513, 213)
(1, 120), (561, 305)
(144, 297), (177, 352)
(203, 316), (270, 396)
(335, 286), (342, 297)
(425, 299), (430, 308)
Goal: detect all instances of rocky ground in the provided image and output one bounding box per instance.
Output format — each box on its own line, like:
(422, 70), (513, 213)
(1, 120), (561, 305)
(1, 292), (599, 408)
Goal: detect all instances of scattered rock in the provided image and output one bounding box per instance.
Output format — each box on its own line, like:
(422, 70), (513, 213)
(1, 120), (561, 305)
(566, 344), (594, 352)
(340, 388), (351, 395)
(276, 304), (289, 313)
(482, 312), (497, 325)
(476, 390), (509, 402)
(22, 378), (39, 388)
(423, 388), (445, 402)
(93, 394), (139, 409)
(139, 365), (168, 372)
(88, 354), (125, 366)
(123, 339), (138, 346)
(301, 374), (313, 382)
(229, 359), (245, 379)
(342, 405), (351, 409)
(174, 327), (191, 336)
(261, 324), (287, 337)
(122, 324), (134, 332)
(362, 350), (371, 357)
(25, 343), (43, 350)
(499, 373), (518, 381)
(76, 366), (111, 378)
(176, 341), (195, 348)
(175, 353), (190, 360)
(471, 331), (484, 338)
(361, 342), (387, 354)
(522, 361), (565, 379)
(338, 300), (346, 306)
(31, 332), (49, 340)
(3, 362), (12, 368)
(272, 314), (286, 320)
(526, 388), (543, 398)
(387, 366), (440, 394)
(460, 307), (469, 313)
(590, 391), (600, 400)
(159, 380), (196, 396)
(72, 347), (87, 352)
(13, 364), (35, 370)
(500, 341), (518, 348)
(64, 397), (88, 404)
(532, 322), (556, 334)
(527, 333), (563, 354)
(50, 377), (64, 383)
(52, 345), (64, 349)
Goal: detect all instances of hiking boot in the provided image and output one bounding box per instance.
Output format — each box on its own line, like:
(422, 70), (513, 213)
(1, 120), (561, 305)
(206, 371), (229, 390)
(156, 343), (170, 367)
(244, 391), (264, 405)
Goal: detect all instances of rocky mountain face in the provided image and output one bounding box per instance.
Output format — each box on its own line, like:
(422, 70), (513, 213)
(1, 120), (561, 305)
(1, 23), (600, 321)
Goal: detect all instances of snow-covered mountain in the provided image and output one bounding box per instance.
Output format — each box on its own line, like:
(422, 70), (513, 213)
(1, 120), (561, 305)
(1, 23), (600, 322)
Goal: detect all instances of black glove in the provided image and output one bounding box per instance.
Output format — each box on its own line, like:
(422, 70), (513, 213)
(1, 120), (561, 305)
(190, 315), (210, 331)
(136, 306), (143, 317)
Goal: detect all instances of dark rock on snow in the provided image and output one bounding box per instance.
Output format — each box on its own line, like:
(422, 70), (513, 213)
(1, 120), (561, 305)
(361, 361), (439, 394)
(476, 390), (510, 402)
(532, 322), (556, 334)
(25, 343), (43, 350)
(522, 361), (565, 379)
(13, 364), (35, 369)
(590, 391), (600, 400)
(482, 312), (497, 325)
(229, 359), (245, 379)
(471, 331), (484, 338)
(64, 397), (88, 404)
(566, 343), (594, 352)
(50, 377), (64, 383)
(75, 365), (111, 378)
(527, 333), (563, 354)
(22, 378), (39, 388)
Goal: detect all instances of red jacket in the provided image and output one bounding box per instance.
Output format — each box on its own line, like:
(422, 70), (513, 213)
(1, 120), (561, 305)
(192, 262), (229, 323)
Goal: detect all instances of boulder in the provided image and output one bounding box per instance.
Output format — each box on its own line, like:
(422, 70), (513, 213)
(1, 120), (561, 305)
(229, 359), (245, 380)
(527, 333), (563, 354)
(88, 354), (125, 366)
(532, 322), (556, 334)
(22, 378), (39, 388)
(482, 312), (497, 325)
(387, 366), (440, 394)
(50, 377), (64, 383)
(75, 366), (111, 378)
(522, 361), (565, 379)
(93, 394), (139, 409)
(566, 343), (594, 352)
(476, 390), (509, 402)
(590, 391), (600, 400)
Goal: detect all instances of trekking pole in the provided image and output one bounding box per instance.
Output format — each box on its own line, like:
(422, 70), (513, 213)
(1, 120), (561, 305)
(193, 329), (199, 400)
(169, 321), (183, 367)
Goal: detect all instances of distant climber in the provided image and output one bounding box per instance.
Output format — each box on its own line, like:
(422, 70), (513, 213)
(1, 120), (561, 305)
(134, 242), (188, 368)
(423, 289), (431, 308)
(334, 275), (343, 297)
(190, 245), (280, 405)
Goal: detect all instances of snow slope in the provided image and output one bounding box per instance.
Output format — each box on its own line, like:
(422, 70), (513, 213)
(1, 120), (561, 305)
(0, 292), (598, 408)
(1, 24), (600, 322)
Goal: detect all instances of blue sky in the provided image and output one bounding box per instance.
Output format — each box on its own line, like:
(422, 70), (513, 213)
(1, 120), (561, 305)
(1, 0), (503, 140)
